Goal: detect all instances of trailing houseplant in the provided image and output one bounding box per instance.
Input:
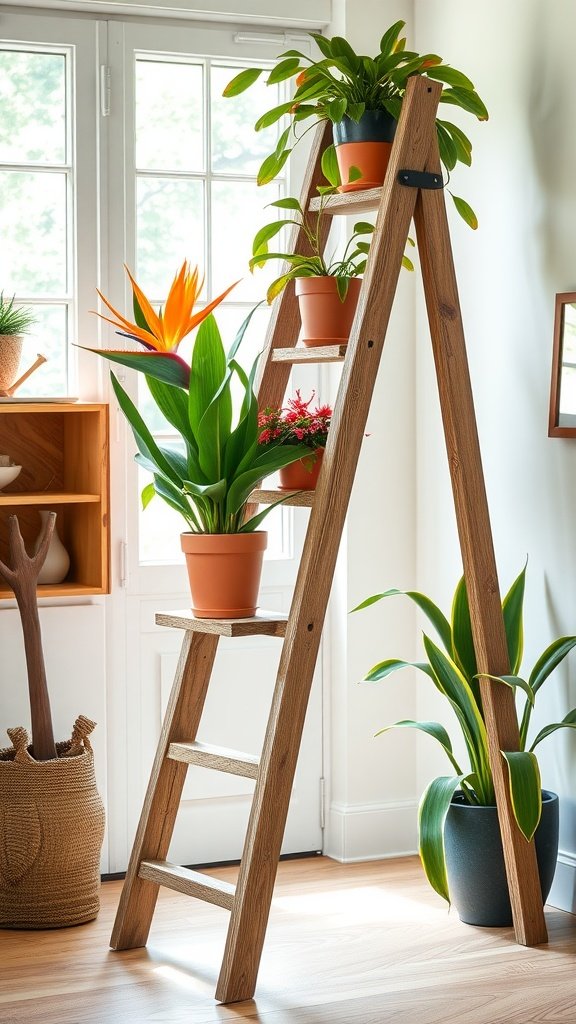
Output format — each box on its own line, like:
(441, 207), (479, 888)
(354, 565), (576, 923)
(224, 21), (488, 227)
(258, 390), (332, 490)
(86, 261), (311, 617)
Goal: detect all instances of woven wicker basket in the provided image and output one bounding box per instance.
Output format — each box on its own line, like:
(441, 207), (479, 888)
(0, 715), (105, 929)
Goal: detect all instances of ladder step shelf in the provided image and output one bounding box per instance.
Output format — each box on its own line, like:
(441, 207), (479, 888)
(168, 740), (259, 779)
(155, 610), (287, 637)
(271, 345), (347, 363)
(249, 488), (314, 508)
(138, 860), (235, 910)
(308, 187), (381, 216)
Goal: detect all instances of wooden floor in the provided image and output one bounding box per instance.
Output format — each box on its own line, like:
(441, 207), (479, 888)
(1, 856), (576, 1023)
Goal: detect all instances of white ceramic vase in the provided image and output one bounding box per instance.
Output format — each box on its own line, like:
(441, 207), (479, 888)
(33, 510), (70, 584)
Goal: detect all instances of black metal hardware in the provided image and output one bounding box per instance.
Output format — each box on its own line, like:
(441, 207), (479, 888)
(398, 170), (443, 189)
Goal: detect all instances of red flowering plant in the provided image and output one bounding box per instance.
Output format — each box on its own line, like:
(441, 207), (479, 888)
(258, 391), (331, 475)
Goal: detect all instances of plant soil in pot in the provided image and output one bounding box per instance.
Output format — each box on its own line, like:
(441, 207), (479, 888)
(444, 790), (559, 927)
(279, 448), (323, 490)
(296, 277), (361, 347)
(181, 531), (267, 618)
(333, 110), (397, 192)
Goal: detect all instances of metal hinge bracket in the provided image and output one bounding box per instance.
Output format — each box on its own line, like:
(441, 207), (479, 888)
(398, 169), (443, 189)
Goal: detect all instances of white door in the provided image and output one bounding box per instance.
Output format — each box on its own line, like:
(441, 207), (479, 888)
(104, 19), (325, 869)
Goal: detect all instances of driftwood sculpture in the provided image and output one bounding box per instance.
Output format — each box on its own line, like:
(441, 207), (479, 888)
(0, 513), (57, 760)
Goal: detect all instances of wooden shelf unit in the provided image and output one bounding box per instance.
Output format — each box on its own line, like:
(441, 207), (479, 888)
(0, 402), (110, 597)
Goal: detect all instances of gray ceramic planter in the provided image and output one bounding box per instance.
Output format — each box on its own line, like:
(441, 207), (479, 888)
(444, 790), (559, 926)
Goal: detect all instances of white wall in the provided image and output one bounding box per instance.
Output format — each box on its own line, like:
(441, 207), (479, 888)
(324, 0), (419, 862)
(414, 0), (576, 912)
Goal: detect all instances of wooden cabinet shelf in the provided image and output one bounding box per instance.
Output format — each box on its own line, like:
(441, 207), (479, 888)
(0, 402), (110, 597)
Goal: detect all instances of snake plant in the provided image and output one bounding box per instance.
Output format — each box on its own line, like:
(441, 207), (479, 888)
(354, 565), (576, 903)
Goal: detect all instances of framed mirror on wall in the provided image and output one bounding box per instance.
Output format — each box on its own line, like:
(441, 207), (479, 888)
(549, 292), (576, 437)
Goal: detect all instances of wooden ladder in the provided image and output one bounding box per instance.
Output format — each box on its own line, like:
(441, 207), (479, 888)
(110, 76), (547, 1004)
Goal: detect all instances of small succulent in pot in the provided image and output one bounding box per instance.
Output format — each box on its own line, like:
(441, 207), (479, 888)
(0, 292), (36, 336)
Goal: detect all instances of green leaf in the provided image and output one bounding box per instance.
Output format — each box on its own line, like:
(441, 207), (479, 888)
(450, 576), (477, 683)
(254, 101), (295, 131)
(376, 719), (463, 775)
(188, 314), (227, 440)
(132, 291), (150, 332)
(502, 750), (541, 841)
(450, 193), (478, 230)
(270, 197), (302, 211)
(321, 143), (340, 187)
(477, 673), (535, 707)
(502, 564), (526, 674)
(327, 97), (347, 123)
(346, 102), (366, 122)
(257, 148), (291, 185)
(227, 302), (262, 364)
(252, 220), (287, 259)
(309, 32), (334, 59)
(380, 20), (406, 57)
(401, 255), (414, 272)
(353, 221), (375, 235)
(266, 57), (301, 84)
(146, 376), (190, 437)
(80, 346), (190, 388)
(241, 490), (302, 532)
(111, 374), (182, 487)
(335, 276), (349, 301)
(529, 636), (576, 694)
(419, 774), (467, 903)
(364, 658), (434, 682)
(438, 120), (472, 166)
(424, 65), (475, 90)
(529, 708), (576, 751)
(440, 87), (489, 120)
(141, 481), (155, 510)
(436, 121), (458, 171)
(222, 66), (263, 97)
(330, 35), (361, 70)
(352, 588), (452, 653)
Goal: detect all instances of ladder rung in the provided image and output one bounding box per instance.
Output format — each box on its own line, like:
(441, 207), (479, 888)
(250, 488), (314, 508)
(271, 345), (347, 363)
(168, 740), (259, 779)
(155, 610), (287, 637)
(139, 860), (235, 910)
(309, 187), (382, 216)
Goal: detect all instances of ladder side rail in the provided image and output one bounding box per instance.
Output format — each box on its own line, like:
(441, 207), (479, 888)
(216, 77), (443, 1004)
(110, 631), (219, 950)
(254, 121), (333, 413)
(413, 141), (547, 945)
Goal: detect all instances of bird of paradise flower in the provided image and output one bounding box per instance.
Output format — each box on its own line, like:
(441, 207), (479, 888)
(83, 261), (238, 389)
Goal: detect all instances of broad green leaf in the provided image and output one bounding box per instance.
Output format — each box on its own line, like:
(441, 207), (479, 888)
(309, 33), (334, 59)
(346, 102), (366, 121)
(330, 35), (361, 70)
(364, 658), (434, 683)
(251, 220), (287, 259)
(376, 720), (463, 774)
(477, 673), (535, 707)
(450, 575), (477, 682)
(254, 101), (295, 131)
(351, 588), (452, 653)
(529, 636), (576, 694)
(502, 564), (526, 674)
(266, 57), (301, 84)
(438, 119), (472, 166)
(222, 66), (263, 97)
(267, 271), (299, 303)
(269, 197), (303, 211)
(146, 376), (190, 437)
(321, 143), (340, 187)
(327, 97), (347, 123)
(132, 291), (150, 331)
(79, 346), (190, 388)
(353, 221), (375, 235)
(227, 302), (262, 365)
(151, 473), (198, 529)
(241, 490), (303, 532)
(111, 373), (181, 487)
(529, 707), (576, 752)
(401, 256), (414, 272)
(257, 148), (291, 185)
(335, 276), (349, 301)
(502, 750), (541, 841)
(419, 774), (467, 903)
(436, 121), (458, 171)
(141, 481), (155, 510)
(424, 65), (475, 90)
(183, 477), (227, 502)
(450, 193), (478, 230)
(189, 314), (227, 439)
(440, 87), (489, 120)
(379, 20), (406, 56)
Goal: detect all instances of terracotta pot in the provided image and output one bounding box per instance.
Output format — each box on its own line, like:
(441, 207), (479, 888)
(333, 110), (397, 192)
(279, 448), (324, 490)
(180, 531), (267, 619)
(0, 335), (23, 392)
(295, 277), (361, 347)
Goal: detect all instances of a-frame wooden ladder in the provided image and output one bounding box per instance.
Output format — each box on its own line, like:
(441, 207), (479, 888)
(110, 76), (548, 1004)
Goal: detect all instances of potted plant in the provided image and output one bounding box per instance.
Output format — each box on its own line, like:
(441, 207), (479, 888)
(86, 261), (311, 618)
(224, 21), (488, 227)
(258, 390), (332, 490)
(0, 512), (105, 928)
(353, 565), (576, 925)
(0, 292), (36, 395)
(251, 193), (393, 346)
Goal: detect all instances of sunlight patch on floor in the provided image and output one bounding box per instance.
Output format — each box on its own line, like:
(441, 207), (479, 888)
(272, 885), (440, 923)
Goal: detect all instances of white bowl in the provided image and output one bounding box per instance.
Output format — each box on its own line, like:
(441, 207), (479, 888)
(0, 464), (22, 490)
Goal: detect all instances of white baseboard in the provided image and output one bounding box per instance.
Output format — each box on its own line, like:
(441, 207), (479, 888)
(325, 799), (418, 863)
(548, 848), (576, 913)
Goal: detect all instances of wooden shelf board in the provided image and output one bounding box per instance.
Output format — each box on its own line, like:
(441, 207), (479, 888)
(309, 187), (382, 216)
(0, 581), (106, 599)
(271, 345), (346, 363)
(0, 492), (101, 506)
(249, 488), (314, 508)
(155, 609), (288, 637)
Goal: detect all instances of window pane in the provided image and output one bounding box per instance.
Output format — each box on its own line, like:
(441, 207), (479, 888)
(0, 50), (66, 164)
(136, 59), (204, 172)
(15, 305), (68, 397)
(136, 177), (204, 298)
(211, 64), (282, 175)
(211, 180), (281, 302)
(0, 171), (67, 294)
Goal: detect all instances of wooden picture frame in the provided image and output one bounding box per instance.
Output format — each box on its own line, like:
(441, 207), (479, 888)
(549, 291), (576, 437)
